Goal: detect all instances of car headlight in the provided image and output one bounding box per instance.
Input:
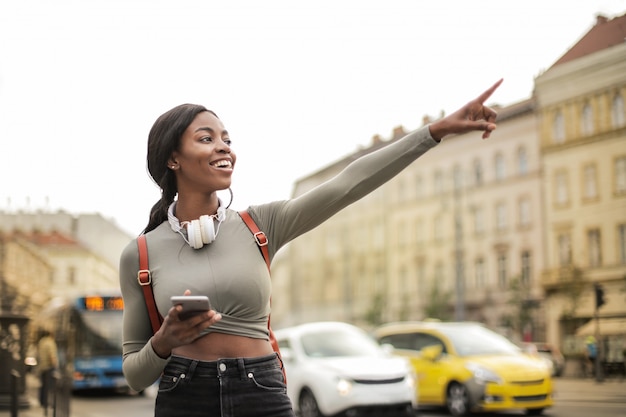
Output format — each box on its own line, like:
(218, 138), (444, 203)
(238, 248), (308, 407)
(405, 368), (417, 389)
(337, 378), (353, 396)
(465, 362), (502, 385)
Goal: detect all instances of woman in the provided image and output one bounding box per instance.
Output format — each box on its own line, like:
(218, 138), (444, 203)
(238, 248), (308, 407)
(119, 79), (502, 416)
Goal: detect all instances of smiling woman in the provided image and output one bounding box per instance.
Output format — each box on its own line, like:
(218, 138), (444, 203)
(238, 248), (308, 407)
(119, 81), (503, 416)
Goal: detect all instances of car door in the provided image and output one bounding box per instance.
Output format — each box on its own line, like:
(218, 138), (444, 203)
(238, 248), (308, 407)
(412, 332), (449, 404)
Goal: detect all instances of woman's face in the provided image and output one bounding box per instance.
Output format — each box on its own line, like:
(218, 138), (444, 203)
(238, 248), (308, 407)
(170, 111), (236, 195)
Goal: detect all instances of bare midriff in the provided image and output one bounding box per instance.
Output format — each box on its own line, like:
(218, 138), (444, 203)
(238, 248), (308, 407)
(172, 332), (274, 361)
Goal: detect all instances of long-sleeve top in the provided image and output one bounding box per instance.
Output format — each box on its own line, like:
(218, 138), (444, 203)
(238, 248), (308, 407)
(119, 125), (438, 391)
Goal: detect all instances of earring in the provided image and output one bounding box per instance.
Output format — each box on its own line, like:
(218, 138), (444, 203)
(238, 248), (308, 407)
(225, 187), (233, 209)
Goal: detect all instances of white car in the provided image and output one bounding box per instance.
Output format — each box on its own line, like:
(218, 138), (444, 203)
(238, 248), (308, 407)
(275, 321), (417, 417)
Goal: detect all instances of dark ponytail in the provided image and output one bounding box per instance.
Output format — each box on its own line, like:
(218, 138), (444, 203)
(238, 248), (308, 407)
(142, 104), (218, 234)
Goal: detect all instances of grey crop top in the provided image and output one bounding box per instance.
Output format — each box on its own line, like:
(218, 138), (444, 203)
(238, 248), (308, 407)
(119, 125), (437, 391)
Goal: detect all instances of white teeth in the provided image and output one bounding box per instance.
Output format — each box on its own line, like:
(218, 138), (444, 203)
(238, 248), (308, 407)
(211, 160), (232, 168)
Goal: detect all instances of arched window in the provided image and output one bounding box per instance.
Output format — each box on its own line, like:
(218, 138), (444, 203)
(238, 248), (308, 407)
(473, 159), (483, 186)
(612, 93), (625, 127)
(495, 153), (505, 181)
(553, 110), (565, 144)
(517, 147), (528, 176)
(581, 102), (594, 135)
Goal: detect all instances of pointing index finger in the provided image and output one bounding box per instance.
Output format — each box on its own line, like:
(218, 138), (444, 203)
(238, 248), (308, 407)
(476, 78), (504, 104)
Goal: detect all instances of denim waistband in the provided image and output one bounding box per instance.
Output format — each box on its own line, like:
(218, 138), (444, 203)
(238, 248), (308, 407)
(166, 353), (281, 380)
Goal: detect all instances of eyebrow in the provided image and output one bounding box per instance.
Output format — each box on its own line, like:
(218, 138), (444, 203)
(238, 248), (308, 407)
(194, 127), (229, 136)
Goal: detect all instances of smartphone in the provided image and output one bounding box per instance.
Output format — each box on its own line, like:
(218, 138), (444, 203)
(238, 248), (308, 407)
(170, 295), (211, 319)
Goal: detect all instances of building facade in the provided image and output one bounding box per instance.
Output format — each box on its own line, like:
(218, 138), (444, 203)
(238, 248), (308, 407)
(272, 14), (626, 356)
(0, 209), (133, 316)
(535, 14), (626, 360)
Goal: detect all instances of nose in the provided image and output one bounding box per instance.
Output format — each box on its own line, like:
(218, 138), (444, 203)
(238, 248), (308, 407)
(216, 138), (231, 153)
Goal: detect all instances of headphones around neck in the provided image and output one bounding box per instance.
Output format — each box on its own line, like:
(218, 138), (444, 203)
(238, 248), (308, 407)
(168, 200), (226, 249)
(187, 215), (216, 249)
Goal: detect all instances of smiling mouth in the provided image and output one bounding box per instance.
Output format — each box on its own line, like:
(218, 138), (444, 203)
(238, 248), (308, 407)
(210, 160), (232, 169)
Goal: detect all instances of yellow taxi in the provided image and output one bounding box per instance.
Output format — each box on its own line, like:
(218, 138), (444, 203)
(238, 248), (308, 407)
(374, 321), (553, 416)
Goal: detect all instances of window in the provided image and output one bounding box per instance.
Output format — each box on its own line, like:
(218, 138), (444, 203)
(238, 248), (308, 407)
(434, 215), (443, 242)
(588, 229), (602, 267)
(397, 179), (407, 203)
(555, 171), (569, 206)
(473, 159), (483, 186)
(474, 207), (484, 235)
(521, 251), (531, 286)
(616, 156), (626, 194)
(581, 102), (594, 136)
(558, 233), (572, 267)
(497, 254), (507, 288)
(415, 174), (423, 199)
(496, 202), (507, 231)
(434, 262), (444, 286)
(68, 267), (76, 286)
(417, 262), (426, 292)
(495, 153), (505, 181)
(611, 93), (625, 128)
(434, 170), (444, 195)
(475, 258), (485, 288)
(553, 110), (565, 143)
(415, 219), (424, 246)
(397, 220), (408, 247)
(617, 224), (626, 264)
(518, 198), (531, 227)
(518, 147), (528, 176)
(453, 165), (463, 191)
(583, 164), (598, 200)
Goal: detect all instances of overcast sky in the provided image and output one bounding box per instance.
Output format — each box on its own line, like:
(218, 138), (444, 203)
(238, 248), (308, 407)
(1, 0), (625, 236)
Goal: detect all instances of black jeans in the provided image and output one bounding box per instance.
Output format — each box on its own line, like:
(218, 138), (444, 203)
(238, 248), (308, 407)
(155, 353), (294, 417)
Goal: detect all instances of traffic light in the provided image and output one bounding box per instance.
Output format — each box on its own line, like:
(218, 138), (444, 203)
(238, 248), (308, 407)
(594, 283), (606, 309)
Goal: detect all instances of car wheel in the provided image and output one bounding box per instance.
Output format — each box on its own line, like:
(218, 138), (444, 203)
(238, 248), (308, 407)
(526, 408), (545, 415)
(299, 389), (324, 417)
(446, 382), (470, 416)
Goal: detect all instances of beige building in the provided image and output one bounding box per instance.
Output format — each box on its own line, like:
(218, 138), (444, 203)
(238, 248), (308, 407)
(0, 209), (133, 316)
(535, 14), (626, 359)
(271, 13), (626, 357)
(274, 97), (546, 342)
(0, 232), (53, 317)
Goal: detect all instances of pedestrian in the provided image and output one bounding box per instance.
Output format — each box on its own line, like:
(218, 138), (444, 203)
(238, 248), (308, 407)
(36, 329), (58, 408)
(585, 335), (598, 377)
(119, 79), (503, 416)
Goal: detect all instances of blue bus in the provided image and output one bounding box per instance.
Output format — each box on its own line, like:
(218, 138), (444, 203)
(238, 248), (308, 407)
(36, 292), (128, 392)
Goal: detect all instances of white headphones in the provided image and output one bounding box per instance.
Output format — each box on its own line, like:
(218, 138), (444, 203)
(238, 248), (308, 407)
(168, 200), (226, 249)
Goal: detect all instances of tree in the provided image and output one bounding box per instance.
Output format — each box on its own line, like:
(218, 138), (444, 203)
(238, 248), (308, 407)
(364, 292), (385, 326)
(561, 266), (586, 319)
(506, 276), (535, 340)
(423, 282), (453, 321)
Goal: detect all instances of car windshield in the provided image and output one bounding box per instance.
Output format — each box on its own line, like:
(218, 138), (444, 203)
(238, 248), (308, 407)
(300, 328), (383, 358)
(437, 325), (522, 357)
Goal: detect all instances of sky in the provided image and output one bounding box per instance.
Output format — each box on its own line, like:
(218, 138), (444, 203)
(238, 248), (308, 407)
(1, 0), (625, 236)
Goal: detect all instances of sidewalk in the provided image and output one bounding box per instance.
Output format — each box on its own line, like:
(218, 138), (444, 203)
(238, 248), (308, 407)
(554, 377), (626, 404)
(2, 376), (624, 417)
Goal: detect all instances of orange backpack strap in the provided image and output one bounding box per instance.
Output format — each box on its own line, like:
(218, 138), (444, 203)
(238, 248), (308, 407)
(136, 234), (164, 334)
(239, 211), (285, 380)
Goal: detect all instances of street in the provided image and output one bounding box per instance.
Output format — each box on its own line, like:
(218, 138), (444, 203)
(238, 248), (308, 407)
(2, 377), (624, 417)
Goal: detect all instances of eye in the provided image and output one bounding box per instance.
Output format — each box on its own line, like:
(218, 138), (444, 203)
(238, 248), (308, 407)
(200, 136), (213, 143)
(223, 138), (232, 146)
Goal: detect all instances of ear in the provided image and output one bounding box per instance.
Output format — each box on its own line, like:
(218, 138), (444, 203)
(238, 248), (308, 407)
(168, 154), (179, 170)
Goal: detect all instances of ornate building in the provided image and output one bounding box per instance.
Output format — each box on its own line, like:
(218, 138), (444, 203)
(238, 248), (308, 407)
(535, 13), (626, 360)
(271, 13), (626, 357)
